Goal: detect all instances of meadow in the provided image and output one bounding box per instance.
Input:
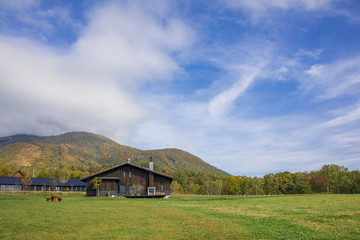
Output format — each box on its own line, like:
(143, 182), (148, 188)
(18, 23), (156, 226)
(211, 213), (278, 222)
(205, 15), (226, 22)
(0, 192), (359, 239)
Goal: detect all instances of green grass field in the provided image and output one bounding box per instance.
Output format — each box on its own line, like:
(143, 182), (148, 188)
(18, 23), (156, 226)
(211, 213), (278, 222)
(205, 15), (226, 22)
(0, 192), (359, 239)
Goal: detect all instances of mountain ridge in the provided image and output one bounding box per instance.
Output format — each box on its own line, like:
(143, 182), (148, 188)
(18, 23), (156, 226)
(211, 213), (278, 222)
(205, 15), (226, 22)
(0, 131), (229, 175)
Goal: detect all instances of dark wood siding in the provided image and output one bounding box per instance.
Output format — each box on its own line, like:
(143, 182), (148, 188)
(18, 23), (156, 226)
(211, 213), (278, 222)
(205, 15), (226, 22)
(83, 163), (172, 197)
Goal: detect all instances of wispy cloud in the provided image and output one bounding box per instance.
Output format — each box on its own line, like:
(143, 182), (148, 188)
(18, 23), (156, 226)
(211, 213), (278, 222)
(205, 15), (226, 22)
(223, 0), (332, 23)
(208, 65), (263, 117)
(304, 56), (360, 99)
(322, 103), (360, 128)
(0, 0), (39, 11)
(225, 0), (331, 11)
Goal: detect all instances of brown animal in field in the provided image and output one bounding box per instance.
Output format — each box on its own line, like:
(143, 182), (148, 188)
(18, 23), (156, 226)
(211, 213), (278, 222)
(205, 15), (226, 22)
(51, 196), (60, 201)
(46, 197), (52, 201)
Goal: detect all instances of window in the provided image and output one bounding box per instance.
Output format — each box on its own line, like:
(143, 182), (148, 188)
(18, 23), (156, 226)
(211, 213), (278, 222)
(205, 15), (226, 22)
(0, 185), (22, 191)
(148, 187), (156, 195)
(129, 171), (132, 178)
(161, 185), (164, 192)
(119, 185), (126, 193)
(123, 172), (126, 178)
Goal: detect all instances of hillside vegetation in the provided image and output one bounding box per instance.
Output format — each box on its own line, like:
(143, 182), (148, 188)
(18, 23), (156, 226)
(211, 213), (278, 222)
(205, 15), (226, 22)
(0, 131), (228, 176)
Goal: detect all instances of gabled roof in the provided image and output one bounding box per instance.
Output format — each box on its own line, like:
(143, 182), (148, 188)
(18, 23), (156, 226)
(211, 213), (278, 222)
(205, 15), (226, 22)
(0, 176), (86, 187)
(11, 170), (25, 177)
(80, 162), (173, 181)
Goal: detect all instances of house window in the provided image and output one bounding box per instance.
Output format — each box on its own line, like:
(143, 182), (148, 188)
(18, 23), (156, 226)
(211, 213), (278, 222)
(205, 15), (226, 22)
(119, 185), (126, 193)
(129, 171), (131, 178)
(161, 185), (164, 192)
(1, 185), (22, 191)
(123, 172), (126, 178)
(148, 187), (156, 195)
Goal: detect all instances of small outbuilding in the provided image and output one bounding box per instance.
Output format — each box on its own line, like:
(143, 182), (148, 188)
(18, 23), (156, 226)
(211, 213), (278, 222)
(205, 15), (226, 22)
(80, 158), (173, 197)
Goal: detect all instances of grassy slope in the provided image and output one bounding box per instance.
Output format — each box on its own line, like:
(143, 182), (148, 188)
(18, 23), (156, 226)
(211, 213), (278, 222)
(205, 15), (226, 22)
(0, 132), (228, 175)
(0, 192), (359, 239)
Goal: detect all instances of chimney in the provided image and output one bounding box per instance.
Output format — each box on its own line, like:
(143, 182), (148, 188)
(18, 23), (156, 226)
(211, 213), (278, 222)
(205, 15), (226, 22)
(149, 157), (153, 171)
(127, 159), (131, 163)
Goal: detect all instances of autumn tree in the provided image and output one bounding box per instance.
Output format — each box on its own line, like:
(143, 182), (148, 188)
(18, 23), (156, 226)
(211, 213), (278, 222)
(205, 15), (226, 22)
(309, 174), (329, 193)
(21, 175), (32, 198)
(348, 171), (360, 193)
(223, 176), (241, 195)
(319, 164), (351, 193)
(263, 174), (275, 195)
(51, 179), (58, 191)
(170, 180), (184, 194)
(292, 172), (311, 194)
(0, 166), (14, 176)
(273, 172), (294, 194)
(92, 177), (102, 197)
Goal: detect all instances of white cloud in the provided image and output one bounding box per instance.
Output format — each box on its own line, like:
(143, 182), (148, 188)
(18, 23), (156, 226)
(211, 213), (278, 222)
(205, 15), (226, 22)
(224, 0), (332, 12)
(0, 2), (192, 142)
(305, 64), (324, 76)
(133, 94), (356, 176)
(0, 0), (39, 11)
(208, 65), (263, 117)
(133, 45), (360, 175)
(223, 0), (332, 22)
(304, 57), (360, 99)
(322, 104), (360, 128)
(69, 2), (192, 88)
(296, 49), (323, 59)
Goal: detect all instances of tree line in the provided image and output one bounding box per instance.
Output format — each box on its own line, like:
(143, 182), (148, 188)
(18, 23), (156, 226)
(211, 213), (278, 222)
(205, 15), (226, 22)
(170, 164), (360, 195)
(1, 163), (359, 194)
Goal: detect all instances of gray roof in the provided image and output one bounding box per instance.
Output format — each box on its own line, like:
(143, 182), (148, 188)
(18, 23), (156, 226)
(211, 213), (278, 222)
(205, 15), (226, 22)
(0, 176), (86, 187)
(80, 162), (173, 181)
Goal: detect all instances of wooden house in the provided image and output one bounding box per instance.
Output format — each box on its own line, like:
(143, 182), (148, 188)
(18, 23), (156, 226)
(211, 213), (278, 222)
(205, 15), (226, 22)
(80, 158), (173, 197)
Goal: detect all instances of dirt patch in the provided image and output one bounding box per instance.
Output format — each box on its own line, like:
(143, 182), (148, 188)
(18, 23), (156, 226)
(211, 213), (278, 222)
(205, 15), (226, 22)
(213, 207), (271, 218)
(11, 143), (42, 166)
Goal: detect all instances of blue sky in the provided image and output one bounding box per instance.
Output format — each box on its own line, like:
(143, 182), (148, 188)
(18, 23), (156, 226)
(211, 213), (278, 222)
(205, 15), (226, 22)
(0, 0), (359, 176)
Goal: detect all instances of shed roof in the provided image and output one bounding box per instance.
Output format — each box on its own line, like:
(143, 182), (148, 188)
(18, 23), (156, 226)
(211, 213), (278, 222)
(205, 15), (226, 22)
(80, 162), (173, 181)
(0, 176), (86, 187)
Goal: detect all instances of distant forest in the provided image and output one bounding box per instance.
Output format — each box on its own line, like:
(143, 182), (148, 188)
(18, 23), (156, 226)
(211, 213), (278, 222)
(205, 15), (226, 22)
(1, 163), (359, 195)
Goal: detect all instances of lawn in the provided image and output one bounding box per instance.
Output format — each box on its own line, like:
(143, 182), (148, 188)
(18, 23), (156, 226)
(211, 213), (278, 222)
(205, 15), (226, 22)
(0, 192), (359, 239)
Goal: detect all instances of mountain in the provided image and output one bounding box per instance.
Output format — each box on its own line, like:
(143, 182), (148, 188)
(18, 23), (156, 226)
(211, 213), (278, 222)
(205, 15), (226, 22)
(0, 131), (229, 175)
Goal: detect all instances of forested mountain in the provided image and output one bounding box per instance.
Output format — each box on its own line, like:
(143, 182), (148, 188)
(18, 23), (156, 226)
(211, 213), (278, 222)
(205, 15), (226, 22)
(0, 131), (228, 176)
